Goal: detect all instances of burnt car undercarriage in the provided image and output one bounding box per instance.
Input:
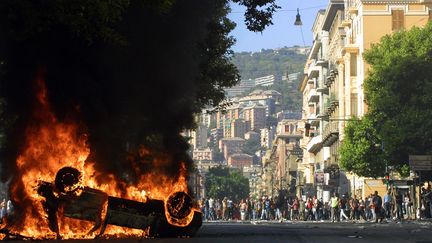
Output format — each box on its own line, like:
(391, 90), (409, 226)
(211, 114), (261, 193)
(32, 167), (202, 239)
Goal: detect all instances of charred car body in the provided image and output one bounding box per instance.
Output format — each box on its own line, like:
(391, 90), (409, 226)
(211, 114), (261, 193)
(37, 167), (202, 238)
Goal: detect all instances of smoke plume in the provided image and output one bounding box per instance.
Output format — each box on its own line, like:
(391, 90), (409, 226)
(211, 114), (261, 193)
(0, 0), (219, 192)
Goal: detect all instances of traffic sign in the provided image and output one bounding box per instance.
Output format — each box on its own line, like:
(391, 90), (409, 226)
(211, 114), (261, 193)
(409, 155), (432, 171)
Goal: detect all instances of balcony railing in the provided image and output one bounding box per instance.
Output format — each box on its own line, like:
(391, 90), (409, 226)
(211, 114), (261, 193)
(322, 121), (339, 146)
(307, 135), (323, 153)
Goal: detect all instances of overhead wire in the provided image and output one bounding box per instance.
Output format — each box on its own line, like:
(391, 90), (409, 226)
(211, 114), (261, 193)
(230, 5), (327, 14)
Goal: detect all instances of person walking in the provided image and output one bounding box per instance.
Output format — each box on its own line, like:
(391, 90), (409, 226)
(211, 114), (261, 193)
(339, 195), (349, 221)
(330, 193), (339, 222)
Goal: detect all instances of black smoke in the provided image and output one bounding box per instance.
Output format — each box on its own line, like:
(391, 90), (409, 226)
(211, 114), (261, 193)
(0, 0), (220, 186)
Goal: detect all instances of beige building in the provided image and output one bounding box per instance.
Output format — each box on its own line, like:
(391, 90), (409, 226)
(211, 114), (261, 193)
(228, 153), (253, 168)
(243, 104), (266, 132)
(231, 118), (246, 138)
(192, 147), (214, 162)
(219, 137), (245, 161)
(262, 120), (302, 197)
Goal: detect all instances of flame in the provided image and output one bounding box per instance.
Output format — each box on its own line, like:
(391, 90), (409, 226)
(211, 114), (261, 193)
(5, 69), (195, 239)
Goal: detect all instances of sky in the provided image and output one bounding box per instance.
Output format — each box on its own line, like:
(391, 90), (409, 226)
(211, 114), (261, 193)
(228, 0), (329, 52)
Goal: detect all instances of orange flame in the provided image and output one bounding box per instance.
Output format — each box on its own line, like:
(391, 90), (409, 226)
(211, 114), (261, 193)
(6, 69), (194, 239)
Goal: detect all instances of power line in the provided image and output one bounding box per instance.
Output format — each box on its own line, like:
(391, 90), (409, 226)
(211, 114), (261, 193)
(230, 5), (327, 14)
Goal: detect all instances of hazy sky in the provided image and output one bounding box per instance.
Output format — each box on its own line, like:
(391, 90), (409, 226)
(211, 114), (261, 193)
(228, 0), (329, 52)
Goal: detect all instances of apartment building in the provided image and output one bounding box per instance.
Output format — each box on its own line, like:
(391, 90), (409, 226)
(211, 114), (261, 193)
(300, 0), (432, 200)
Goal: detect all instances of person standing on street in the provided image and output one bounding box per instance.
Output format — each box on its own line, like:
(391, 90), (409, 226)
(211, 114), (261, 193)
(373, 191), (384, 223)
(384, 190), (392, 219)
(208, 197), (215, 220)
(404, 192), (412, 219)
(395, 190), (403, 220)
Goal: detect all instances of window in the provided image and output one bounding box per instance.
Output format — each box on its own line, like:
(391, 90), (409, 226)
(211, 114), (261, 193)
(350, 54), (357, 77)
(392, 10), (404, 31)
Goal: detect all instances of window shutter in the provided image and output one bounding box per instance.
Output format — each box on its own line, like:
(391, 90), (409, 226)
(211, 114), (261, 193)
(392, 10), (404, 31)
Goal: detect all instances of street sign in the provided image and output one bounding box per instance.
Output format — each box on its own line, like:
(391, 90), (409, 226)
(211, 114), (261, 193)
(409, 155), (432, 171)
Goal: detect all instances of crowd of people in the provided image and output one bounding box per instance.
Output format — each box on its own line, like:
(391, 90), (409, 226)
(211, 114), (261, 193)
(200, 189), (416, 222)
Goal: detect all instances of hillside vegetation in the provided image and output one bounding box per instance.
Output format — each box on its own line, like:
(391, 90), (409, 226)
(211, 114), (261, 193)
(232, 46), (308, 111)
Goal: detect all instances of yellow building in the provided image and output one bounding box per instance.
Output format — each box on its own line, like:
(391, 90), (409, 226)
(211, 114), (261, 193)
(339, 0), (431, 195)
(300, 0), (431, 200)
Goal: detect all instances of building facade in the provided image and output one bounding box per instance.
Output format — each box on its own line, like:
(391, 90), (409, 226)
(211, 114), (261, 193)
(228, 153), (254, 168)
(300, 0), (432, 201)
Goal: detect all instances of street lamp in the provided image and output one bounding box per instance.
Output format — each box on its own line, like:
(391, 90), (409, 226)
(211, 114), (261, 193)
(294, 8), (302, 26)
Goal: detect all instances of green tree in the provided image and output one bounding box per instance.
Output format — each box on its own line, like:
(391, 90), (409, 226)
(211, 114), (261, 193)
(362, 22), (432, 175)
(204, 166), (249, 201)
(339, 116), (386, 178)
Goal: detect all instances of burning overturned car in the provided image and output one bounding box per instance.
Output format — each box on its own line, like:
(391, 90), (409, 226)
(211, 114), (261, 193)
(33, 166), (202, 239)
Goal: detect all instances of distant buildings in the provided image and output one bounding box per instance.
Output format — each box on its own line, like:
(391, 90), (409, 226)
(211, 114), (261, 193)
(189, 63), (307, 199)
(192, 147), (213, 162)
(230, 118), (246, 138)
(242, 104), (266, 132)
(225, 79), (255, 97)
(245, 131), (260, 141)
(190, 124), (208, 149)
(238, 89), (280, 116)
(219, 137), (245, 161)
(254, 75), (275, 87)
(260, 127), (275, 149)
(228, 153), (253, 168)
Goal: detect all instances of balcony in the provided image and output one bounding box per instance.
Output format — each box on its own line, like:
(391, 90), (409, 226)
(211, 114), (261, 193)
(316, 59), (328, 67)
(307, 61), (320, 79)
(341, 19), (351, 27)
(316, 77), (329, 94)
(308, 89), (320, 104)
(322, 121), (339, 146)
(343, 44), (359, 54)
(307, 113), (319, 126)
(307, 135), (323, 154)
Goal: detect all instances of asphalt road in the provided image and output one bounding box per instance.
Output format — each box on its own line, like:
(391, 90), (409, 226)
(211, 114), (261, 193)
(5, 221), (432, 243)
(193, 221), (432, 243)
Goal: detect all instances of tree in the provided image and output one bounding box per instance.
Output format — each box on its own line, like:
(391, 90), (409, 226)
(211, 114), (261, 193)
(339, 116), (386, 178)
(204, 166), (249, 201)
(361, 22), (432, 176)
